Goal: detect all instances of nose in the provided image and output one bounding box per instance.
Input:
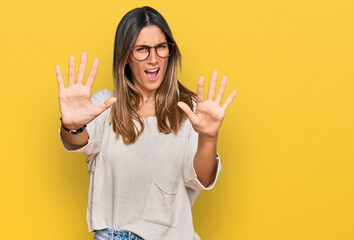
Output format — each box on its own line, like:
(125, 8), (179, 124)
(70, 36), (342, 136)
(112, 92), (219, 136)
(147, 48), (158, 64)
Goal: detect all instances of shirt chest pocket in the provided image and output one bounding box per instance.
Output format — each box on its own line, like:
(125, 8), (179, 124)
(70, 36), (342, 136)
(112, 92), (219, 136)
(141, 177), (181, 228)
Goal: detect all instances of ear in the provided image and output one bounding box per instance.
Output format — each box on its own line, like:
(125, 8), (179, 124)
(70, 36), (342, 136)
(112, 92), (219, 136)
(126, 56), (131, 65)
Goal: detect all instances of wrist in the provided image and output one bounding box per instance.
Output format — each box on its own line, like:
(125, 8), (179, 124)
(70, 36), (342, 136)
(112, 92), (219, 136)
(198, 133), (218, 143)
(60, 117), (87, 135)
(62, 123), (85, 130)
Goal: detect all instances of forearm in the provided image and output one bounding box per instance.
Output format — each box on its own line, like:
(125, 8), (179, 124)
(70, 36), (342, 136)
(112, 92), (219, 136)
(60, 126), (89, 148)
(193, 134), (218, 188)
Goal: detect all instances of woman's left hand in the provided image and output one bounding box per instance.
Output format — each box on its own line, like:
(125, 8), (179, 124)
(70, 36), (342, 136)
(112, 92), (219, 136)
(177, 70), (237, 139)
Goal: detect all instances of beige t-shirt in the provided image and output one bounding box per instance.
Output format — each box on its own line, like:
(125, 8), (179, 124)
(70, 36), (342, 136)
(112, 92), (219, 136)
(58, 89), (222, 240)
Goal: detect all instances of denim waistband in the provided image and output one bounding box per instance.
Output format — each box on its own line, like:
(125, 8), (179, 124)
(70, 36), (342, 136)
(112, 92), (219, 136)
(95, 228), (144, 240)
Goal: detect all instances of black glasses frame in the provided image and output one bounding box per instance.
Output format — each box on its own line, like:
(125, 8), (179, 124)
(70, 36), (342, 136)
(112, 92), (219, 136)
(129, 42), (175, 61)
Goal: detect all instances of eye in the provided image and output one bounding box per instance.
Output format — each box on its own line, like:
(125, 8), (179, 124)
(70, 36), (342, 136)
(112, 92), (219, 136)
(136, 46), (148, 52)
(156, 44), (167, 49)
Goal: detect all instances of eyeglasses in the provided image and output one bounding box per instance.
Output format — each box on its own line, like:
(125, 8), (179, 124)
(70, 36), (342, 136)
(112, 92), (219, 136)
(130, 42), (175, 61)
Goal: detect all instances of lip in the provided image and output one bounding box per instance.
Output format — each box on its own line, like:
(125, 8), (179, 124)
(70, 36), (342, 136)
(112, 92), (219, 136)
(145, 67), (159, 71)
(145, 68), (160, 80)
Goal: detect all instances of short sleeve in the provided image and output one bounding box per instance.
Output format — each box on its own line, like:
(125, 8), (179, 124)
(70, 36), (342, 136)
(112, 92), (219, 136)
(58, 89), (114, 157)
(183, 120), (222, 192)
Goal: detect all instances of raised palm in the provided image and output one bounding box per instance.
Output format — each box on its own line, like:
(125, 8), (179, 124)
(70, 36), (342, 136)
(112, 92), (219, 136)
(56, 52), (117, 130)
(177, 70), (237, 138)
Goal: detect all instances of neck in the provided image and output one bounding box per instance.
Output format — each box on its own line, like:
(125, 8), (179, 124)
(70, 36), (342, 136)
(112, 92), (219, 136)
(138, 88), (156, 103)
(143, 98), (155, 103)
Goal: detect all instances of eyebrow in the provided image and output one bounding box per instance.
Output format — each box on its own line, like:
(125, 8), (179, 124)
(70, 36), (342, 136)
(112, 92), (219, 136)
(133, 41), (167, 48)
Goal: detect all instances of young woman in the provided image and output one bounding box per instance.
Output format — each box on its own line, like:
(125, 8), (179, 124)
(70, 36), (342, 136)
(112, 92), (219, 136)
(56, 6), (236, 240)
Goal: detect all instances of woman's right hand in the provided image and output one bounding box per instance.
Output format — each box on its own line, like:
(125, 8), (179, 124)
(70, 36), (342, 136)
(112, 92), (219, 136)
(56, 52), (117, 130)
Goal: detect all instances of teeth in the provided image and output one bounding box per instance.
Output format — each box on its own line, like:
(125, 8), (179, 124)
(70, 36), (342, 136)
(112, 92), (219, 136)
(146, 68), (159, 73)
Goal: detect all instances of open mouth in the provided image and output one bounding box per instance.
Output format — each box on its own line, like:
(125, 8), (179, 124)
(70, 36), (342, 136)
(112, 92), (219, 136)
(145, 68), (160, 80)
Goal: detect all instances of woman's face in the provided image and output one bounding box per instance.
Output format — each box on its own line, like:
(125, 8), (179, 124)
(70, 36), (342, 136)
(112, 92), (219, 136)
(127, 25), (169, 99)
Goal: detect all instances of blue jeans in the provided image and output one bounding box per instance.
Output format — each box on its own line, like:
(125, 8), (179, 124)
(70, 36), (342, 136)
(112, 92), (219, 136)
(93, 228), (144, 240)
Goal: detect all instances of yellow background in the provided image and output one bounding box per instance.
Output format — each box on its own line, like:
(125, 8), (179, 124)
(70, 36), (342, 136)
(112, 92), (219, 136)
(0, 0), (353, 239)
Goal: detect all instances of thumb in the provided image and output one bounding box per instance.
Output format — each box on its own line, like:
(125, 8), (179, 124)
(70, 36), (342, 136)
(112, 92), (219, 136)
(96, 97), (117, 114)
(177, 101), (198, 124)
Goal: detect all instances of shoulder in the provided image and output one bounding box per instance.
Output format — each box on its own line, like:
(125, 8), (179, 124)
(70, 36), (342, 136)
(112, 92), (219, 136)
(91, 89), (115, 105)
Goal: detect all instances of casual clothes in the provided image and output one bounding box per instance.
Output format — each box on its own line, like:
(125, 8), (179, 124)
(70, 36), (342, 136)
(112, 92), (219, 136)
(94, 228), (144, 240)
(59, 89), (222, 240)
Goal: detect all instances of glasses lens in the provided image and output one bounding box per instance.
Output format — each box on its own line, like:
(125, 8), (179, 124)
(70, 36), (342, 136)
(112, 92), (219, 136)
(156, 43), (173, 58)
(132, 43), (174, 60)
(132, 46), (149, 61)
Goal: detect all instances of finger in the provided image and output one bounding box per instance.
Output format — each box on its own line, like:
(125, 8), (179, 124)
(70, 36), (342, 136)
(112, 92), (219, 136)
(56, 65), (65, 91)
(76, 52), (87, 85)
(177, 101), (199, 125)
(95, 97), (117, 115)
(222, 90), (237, 111)
(197, 76), (205, 103)
(68, 56), (75, 86)
(215, 76), (227, 105)
(85, 58), (99, 89)
(208, 70), (218, 101)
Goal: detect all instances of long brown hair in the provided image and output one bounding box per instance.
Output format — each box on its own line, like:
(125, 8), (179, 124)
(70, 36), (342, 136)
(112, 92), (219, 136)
(110, 6), (196, 145)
